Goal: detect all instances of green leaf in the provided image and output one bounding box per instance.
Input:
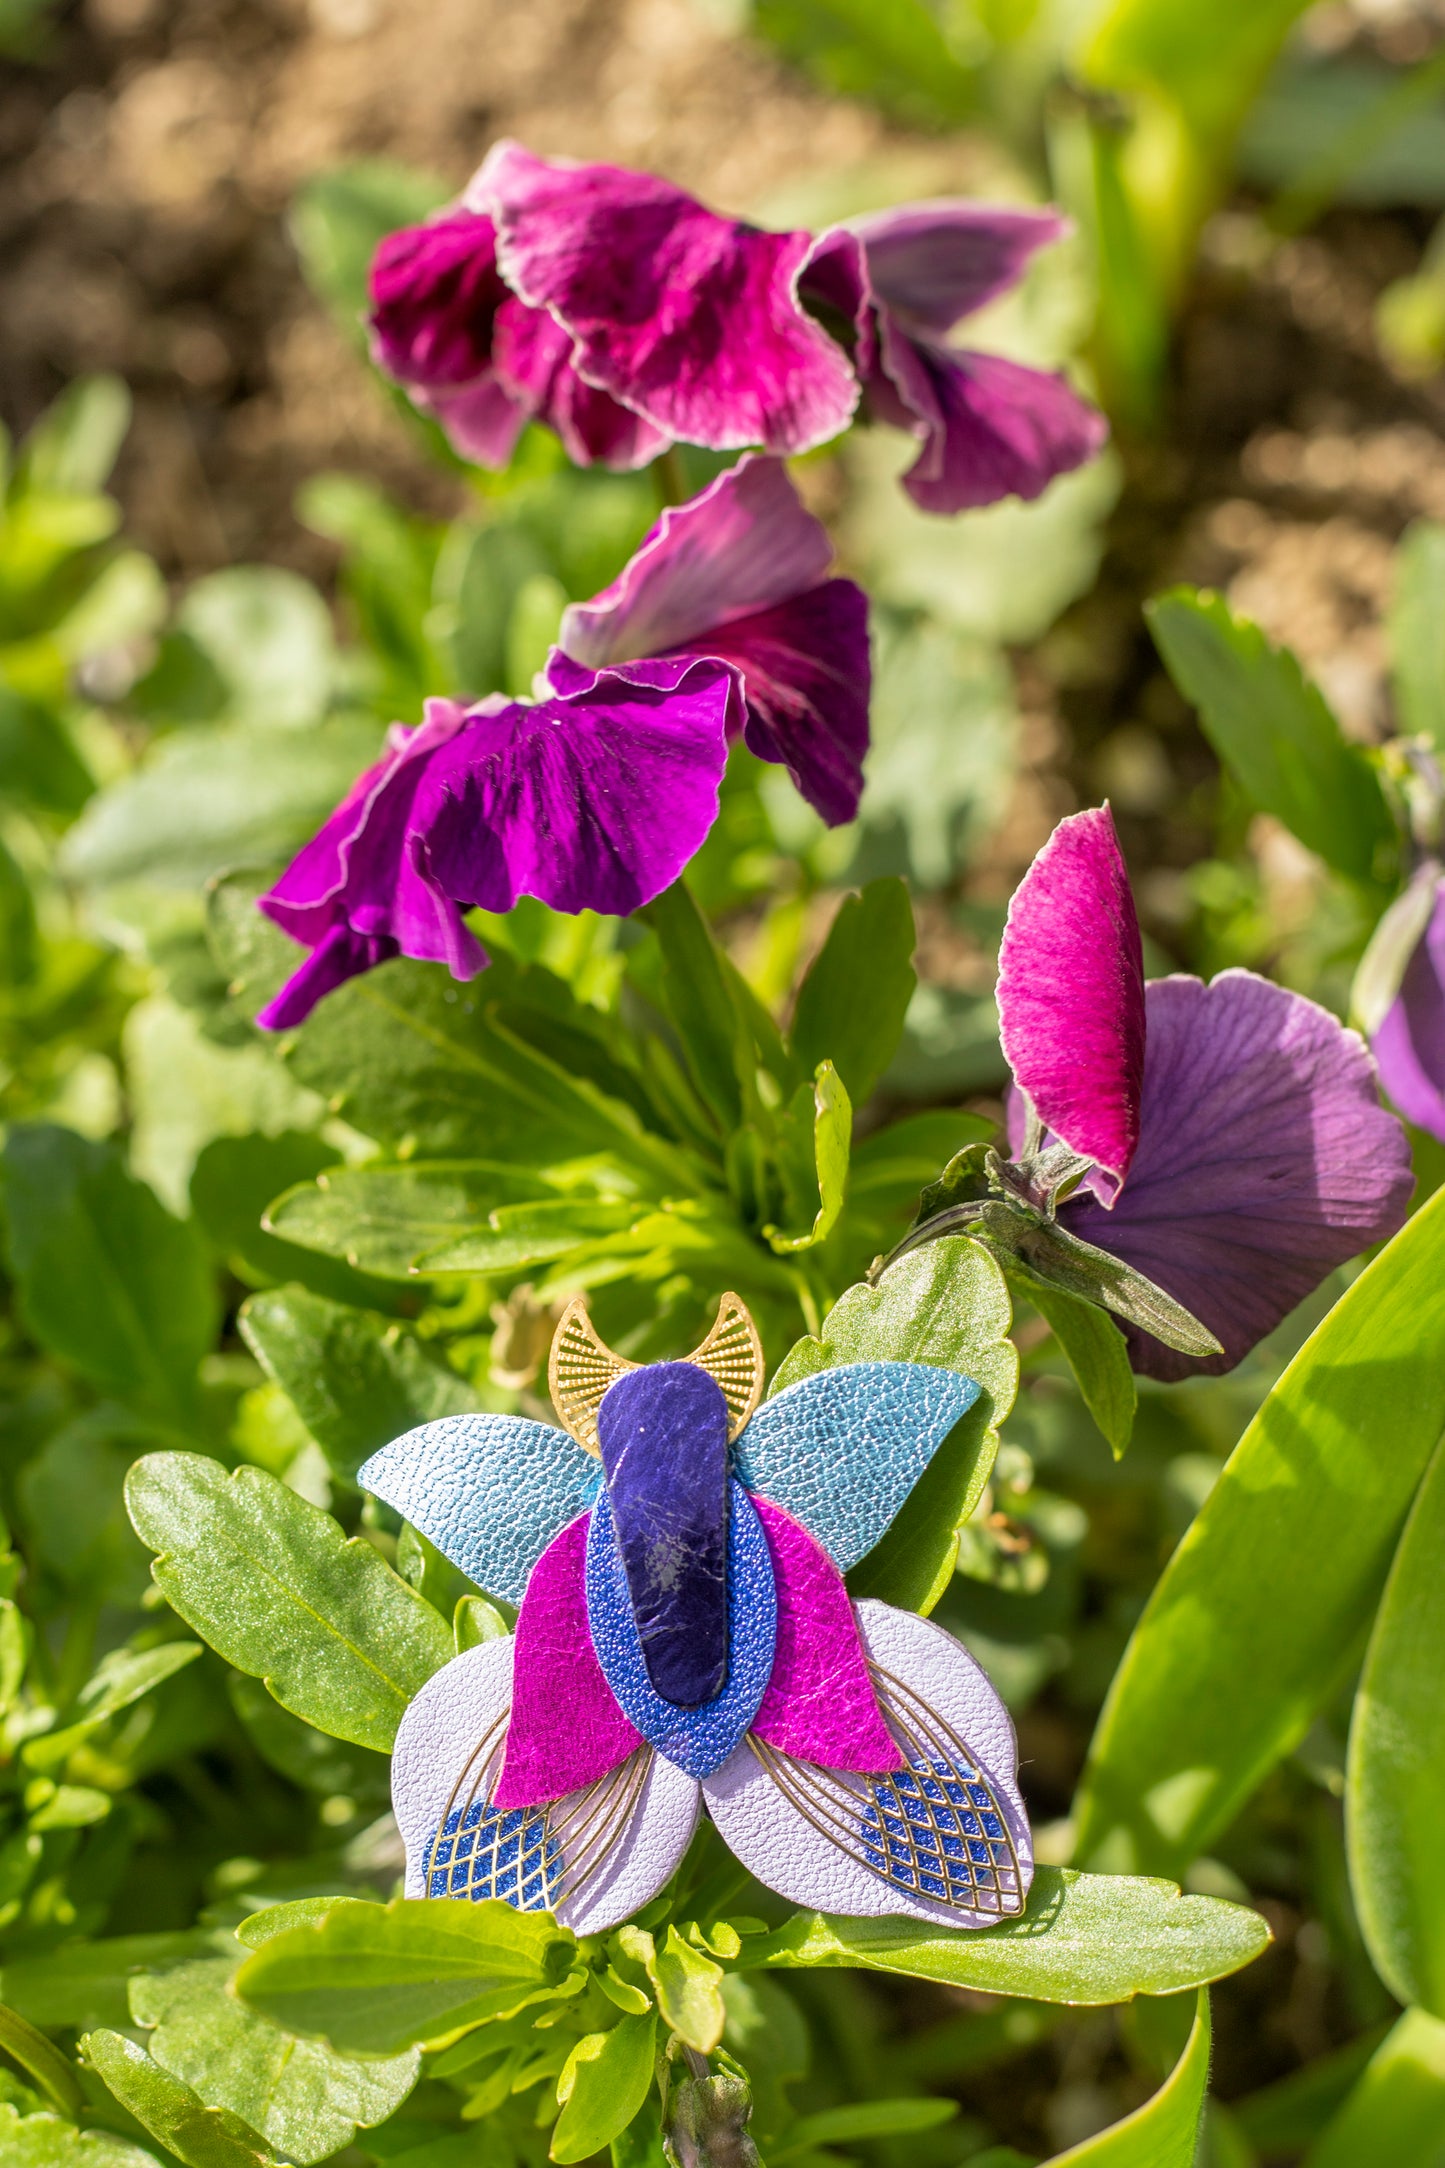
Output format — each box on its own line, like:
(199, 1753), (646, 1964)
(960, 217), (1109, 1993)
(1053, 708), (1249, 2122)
(0, 2105), (158, 2167)
(777, 2098), (957, 2152)
(766, 1063), (851, 1255)
(18, 375), (130, 496)
(290, 163), (451, 339)
(239, 1288), (477, 1484)
(1146, 589), (1395, 886)
(453, 1595), (509, 1653)
(773, 1237), (1017, 1613)
(232, 1897), (576, 2054)
(1391, 519), (1445, 753)
(190, 1133), (403, 1309)
(788, 880), (916, 1108)
(739, 1869), (1267, 2004)
(25, 1642), (205, 1771)
(0, 2000), (85, 2117)
(751, 0), (978, 130)
(551, 2012), (657, 2166)
(1009, 1267), (1136, 1458)
(129, 1957), (419, 2167)
(125, 1453), (452, 1751)
(226, 1674), (392, 1804)
(1040, 1988), (1209, 2163)
(638, 884), (758, 1131)
(0, 1126), (217, 1424)
(0, 1934), (226, 2033)
(645, 1928), (725, 2055)
(264, 1158), (566, 1278)
(1231, 2028), (1388, 2155)
(0, 688), (93, 813)
(175, 569), (334, 732)
(1348, 1434), (1445, 2016)
(81, 2031), (274, 2168)
(1298, 2008), (1445, 2168)
(1074, 1183), (1445, 1876)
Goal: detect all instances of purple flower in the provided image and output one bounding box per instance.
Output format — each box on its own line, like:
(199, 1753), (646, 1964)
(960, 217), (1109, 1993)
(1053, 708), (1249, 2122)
(369, 142), (1104, 511)
(1370, 865), (1445, 1142)
(998, 806), (1412, 1379)
(546, 454), (870, 825)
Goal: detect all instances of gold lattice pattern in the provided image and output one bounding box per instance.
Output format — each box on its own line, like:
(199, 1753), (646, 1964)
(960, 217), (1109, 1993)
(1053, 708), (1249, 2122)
(547, 1292), (763, 1451)
(688, 1292), (765, 1440)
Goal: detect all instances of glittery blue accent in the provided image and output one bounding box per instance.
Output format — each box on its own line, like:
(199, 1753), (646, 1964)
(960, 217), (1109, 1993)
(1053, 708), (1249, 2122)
(423, 1796), (560, 1909)
(858, 1756), (1017, 1911)
(359, 1414), (600, 1604)
(735, 1362), (981, 1569)
(586, 1477), (776, 1779)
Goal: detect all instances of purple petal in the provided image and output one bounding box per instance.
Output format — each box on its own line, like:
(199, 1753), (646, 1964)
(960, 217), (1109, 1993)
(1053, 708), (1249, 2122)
(368, 209), (509, 391)
(481, 140), (858, 455)
(1372, 876), (1445, 1142)
(558, 455), (833, 669)
(492, 294), (669, 470)
(421, 661), (733, 918)
(997, 805), (1145, 1202)
(1061, 972), (1414, 1381)
(880, 334), (1109, 515)
(846, 199), (1068, 333)
(427, 376), (531, 469)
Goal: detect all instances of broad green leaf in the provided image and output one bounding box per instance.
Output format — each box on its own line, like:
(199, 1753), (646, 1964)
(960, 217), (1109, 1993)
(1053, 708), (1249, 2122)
(264, 1159), (552, 1278)
(239, 1288), (477, 1483)
(290, 163), (451, 339)
(1348, 1435), (1445, 2016)
(190, 1133), (403, 1309)
(645, 1928), (725, 2055)
(779, 2098), (957, 2150)
(1011, 1269), (1136, 1458)
(0, 1933), (226, 2032)
(639, 883), (757, 1131)
(1147, 590), (1394, 886)
(1391, 519), (1445, 753)
(773, 1236), (1017, 1613)
(0, 1999), (85, 2116)
(739, 1869), (1267, 2004)
(551, 2012), (657, 2164)
(1043, 1989), (1209, 2163)
(0, 1125), (216, 1424)
(420, 1195), (647, 1273)
(1081, 0), (1312, 153)
(176, 568), (334, 732)
(1075, 1184), (1445, 1876)
(233, 1897), (576, 2054)
(125, 1453), (452, 1751)
(454, 1596), (510, 1653)
(18, 374), (130, 495)
(751, 0), (977, 130)
(1300, 2008), (1445, 2168)
(226, 1674), (391, 1805)
(129, 1958), (419, 2167)
(0, 2105), (157, 2167)
(0, 687), (94, 813)
(1232, 2028), (1388, 2155)
(25, 1642), (204, 1772)
(788, 880), (916, 1108)
(81, 2031), (274, 2168)
(765, 1063), (851, 1255)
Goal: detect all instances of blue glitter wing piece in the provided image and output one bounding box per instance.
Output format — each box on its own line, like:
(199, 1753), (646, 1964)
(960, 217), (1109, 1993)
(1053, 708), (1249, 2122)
(586, 1477), (777, 1779)
(358, 1414), (599, 1604)
(734, 1361), (982, 1569)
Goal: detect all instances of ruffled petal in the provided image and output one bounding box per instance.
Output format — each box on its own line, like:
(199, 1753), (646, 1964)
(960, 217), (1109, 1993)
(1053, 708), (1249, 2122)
(421, 662), (732, 918)
(846, 200), (1067, 333)
(481, 141), (858, 455)
(996, 805), (1145, 1201)
(751, 1499), (895, 1772)
(703, 1600), (1031, 1928)
(368, 210), (509, 391)
(428, 376), (532, 469)
(492, 294), (669, 471)
(881, 335), (1108, 515)
(1372, 875), (1445, 1142)
(1061, 971), (1414, 1380)
(392, 1637), (700, 1936)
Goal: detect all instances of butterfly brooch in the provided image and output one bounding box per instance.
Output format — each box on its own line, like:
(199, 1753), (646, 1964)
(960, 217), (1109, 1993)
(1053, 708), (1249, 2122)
(360, 1294), (1033, 1937)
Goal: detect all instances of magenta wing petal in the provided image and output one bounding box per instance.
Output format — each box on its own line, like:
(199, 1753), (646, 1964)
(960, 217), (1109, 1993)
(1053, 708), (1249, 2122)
(997, 805), (1145, 1201)
(494, 1514), (644, 1810)
(846, 199), (1068, 332)
(1372, 876), (1445, 1142)
(751, 1499), (895, 1772)
(880, 334), (1108, 515)
(481, 140), (858, 455)
(1061, 971), (1414, 1380)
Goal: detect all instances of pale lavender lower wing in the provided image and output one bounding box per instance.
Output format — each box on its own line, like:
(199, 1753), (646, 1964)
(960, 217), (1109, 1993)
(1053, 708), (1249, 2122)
(391, 1640), (701, 1936)
(702, 1600), (1032, 1929)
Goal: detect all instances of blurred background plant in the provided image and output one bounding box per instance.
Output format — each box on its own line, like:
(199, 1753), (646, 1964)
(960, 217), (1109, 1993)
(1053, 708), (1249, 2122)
(4, 0), (1445, 2161)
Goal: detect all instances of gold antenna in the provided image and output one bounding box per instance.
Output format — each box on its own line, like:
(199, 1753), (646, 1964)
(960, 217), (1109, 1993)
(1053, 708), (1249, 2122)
(685, 1292), (765, 1442)
(546, 1292), (764, 1452)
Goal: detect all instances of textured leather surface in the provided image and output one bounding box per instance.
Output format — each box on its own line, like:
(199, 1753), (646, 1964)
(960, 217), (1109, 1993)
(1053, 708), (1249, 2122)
(703, 1599), (1032, 1927)
(734, 1361), (980, 1569)
(391, 1637), (701, 1935)
(598, 1362), (730, 1707)
(751, 1497), (895, 1772)
(358, 1413), (599, 1604)
(586, 1478), (776, 1779)
(493, 1513), (643, 1810)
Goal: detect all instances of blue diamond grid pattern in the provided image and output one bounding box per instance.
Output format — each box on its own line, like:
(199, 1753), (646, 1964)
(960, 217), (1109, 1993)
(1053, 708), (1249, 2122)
(426, 1796), (561, 1908)
(860, 1756), (1019, 1912)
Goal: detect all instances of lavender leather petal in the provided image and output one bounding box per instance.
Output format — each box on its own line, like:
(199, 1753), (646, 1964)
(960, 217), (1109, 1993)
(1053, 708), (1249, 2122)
(996, 805), (1145, 1202)
(847, 200), (1067, 332)
(494, 1514), (643, 1808)
(751, 1498), (895, 1773)
(881, 335), (1108, 515)
(369, 210), (509, 391)
(703, 1600), (1032, 1929)
(558, 455), (833, 668)
(736, 1361), (980, 1572)
(482, 140), (859, 454)
(586, 1479), (776, 1780)
(1372, 876), (1445, 1142)
(357, 1413), (599, 1606)
(392, 1637), (700, 1936)
(420, 663), (732, 919)
(598, 1363), (731, 1709)
(1062, 971), (1414, 1381)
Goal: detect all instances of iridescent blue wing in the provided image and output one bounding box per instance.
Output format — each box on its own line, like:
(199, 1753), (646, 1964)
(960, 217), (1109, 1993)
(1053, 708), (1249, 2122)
(733, 1361), (980, 1569)
(358, 1414), (599, 1604)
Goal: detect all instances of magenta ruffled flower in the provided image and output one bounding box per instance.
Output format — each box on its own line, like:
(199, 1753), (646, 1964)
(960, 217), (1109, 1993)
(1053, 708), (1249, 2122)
(368, 142), (1104, 511)
(1370, 865), (1445, 1143)
(993, 806), (1413, 1379)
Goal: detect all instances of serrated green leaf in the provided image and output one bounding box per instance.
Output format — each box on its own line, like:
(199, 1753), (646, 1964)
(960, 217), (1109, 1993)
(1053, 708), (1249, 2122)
(1392, 520), (1445, 753)
(82, 2031), (274, 2168)
(1075, 1185), (1445, 1876)
(233, 1897), (576, 2055)
(265, 1159), (565, 1278)
(1009, 1266), (1136, 1458)
(788, 880), (916, 1108)
(739, 1869), (1267, 2004)
(125, 1453), (452, 1751)
(1299, 2007), (1445, 2168)
(644, 1928), (725, 2055)
(0, 2103), (158, 2167)
(0, 1934), (227, 2033)
(190, 1133), (404, 1311)
(551, 2012), (656, 2166)
(129, 1957), (418, 2166)
(1041, 1988), (1209, 2162)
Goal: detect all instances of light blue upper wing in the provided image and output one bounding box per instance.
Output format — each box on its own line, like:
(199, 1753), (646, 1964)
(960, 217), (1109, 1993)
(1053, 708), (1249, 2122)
(733, 1361), (981, 1570)
(358, 1415), (600, 1604)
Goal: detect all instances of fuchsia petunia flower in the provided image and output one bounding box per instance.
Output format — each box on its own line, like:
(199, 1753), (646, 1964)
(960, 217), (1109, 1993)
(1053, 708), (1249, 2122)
(991, 807), (1414, 1380)
(369, 142), (1104, 512)
(1368, 863), (1445, 1144)
(255, 460), (868, 1027)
